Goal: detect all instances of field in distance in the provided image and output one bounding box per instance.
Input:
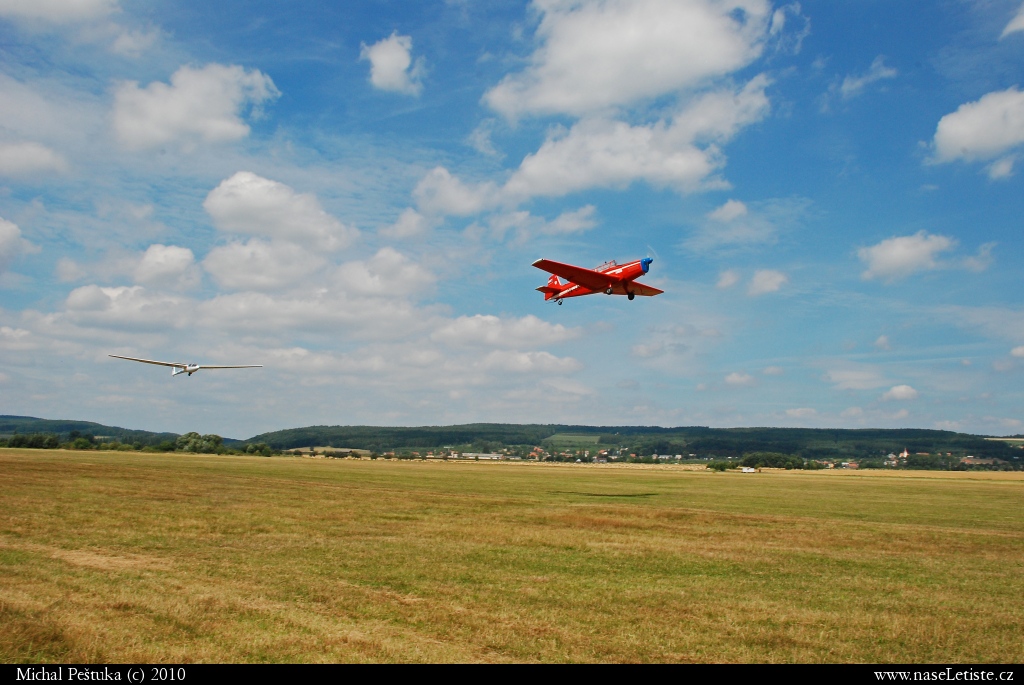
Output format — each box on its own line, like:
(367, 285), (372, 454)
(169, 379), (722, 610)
(1, 449), (1022, 663)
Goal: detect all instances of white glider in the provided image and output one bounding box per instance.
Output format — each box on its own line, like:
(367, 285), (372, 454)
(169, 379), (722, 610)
(109, 355), (262, 377)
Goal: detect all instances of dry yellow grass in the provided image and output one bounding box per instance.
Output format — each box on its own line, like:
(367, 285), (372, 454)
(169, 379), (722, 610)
(1, 448), (1022, 663)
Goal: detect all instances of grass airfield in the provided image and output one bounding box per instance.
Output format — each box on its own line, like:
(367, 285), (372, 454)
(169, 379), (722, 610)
(1, 449), (1022, 663)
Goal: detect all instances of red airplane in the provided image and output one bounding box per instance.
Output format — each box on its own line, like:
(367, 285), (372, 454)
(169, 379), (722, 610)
(533, 257), (663, 305)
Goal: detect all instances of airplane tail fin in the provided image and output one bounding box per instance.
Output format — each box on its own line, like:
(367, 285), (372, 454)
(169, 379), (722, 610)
(536, 274), (562, 301)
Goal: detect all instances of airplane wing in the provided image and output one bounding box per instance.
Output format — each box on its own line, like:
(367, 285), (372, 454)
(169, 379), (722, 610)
(198, 365), (263, 369)
(109, 355), (186, 368)
(532, 259), (617, 291)
(629, 281), (664, 297)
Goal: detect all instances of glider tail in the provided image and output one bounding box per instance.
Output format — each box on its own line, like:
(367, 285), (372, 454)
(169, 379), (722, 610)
(535, 274), (562, 301)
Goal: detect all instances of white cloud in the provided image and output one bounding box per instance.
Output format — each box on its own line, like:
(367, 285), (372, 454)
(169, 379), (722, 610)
(763, 365), (784, 375)
(64, 285), (188, 330)
(0, 0), (116, 22)
(109, 26), (160, 56)
(716, 269), (740, 289)
(133, 244), (199, 290)
(882, 384), (919, 401)
(687, 196), (809, 251)
(484, 206), (597, 242)
(432, 314), (579, 349)
(467, 119), (501, 157)
(1001, 2), (1024, 38)
(987, 155), (1016, 179)
(0, 141), (68, 175)
(748, 269), (787, 295)
(414, 167), (498, 216)
(113, 64), (279, 150)
(483, 0), (770, 118)
(333, 248), (435, 299)
(841, 407), (863, 418)
(858, 231), (955, 282)
(544, 205), (598, 235)
(874, 335), (890, 350)
(204, 171), (357, 251)
(380, 208), (432, 239)
(786, 407), (816, 418)
(708, 199), (748, 222)
(0, 217), (37, 272)
(203, 240), (322, 292)
(359, 32), (424, 96)
(477, 350), (581, 374)
(931, 87), (1024, 170)
(725, 371), (755, 386)
(839, 56), (897, 99)
(963, 242), (995, 272)
(1011, 345), (1024, 358)
(503, 76), (770, 199)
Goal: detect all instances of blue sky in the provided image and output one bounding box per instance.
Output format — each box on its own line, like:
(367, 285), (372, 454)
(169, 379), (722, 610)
(1, 0), (1022, 438)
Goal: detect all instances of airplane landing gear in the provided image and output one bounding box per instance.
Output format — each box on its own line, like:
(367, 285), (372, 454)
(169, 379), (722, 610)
(627, 292), (635, 300)
(605, 287), (614, 295)
(557, 299), (563, 305)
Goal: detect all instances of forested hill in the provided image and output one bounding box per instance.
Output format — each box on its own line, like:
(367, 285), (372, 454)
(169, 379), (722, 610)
(245, 423), (1020, 461)
(0, 415), (178, 446)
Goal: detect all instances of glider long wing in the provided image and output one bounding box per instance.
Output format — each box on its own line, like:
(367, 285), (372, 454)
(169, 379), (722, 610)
(532, 259), (617, 291)
(199, 365), (263, 369)
(109, 355), (186, 368)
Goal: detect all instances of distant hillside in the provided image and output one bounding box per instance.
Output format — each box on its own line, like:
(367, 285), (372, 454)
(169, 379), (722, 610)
(0, 415), (178, 446)
(244, 423), (1021, 461)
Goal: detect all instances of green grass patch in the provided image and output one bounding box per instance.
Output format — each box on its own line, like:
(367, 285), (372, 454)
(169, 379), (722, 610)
(0, 449), (1021, 663)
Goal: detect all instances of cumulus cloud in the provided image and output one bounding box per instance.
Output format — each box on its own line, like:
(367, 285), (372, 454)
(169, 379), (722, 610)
(503, 76), (771, 199)
(413, 167), (499, 216)
(64, 285), (187, 330)
(0, 0), (116, 22)
(763, 365), (784, 375)
(113, 64), (279, 150)
(477, 349), (581, 374)
(333, 248), (435, 299)
(360, 32), (425, 96)
(0, 141), (68, 175)
(748, 269), (787, 295)
(379, 208), (432, 239)
(716, 269), (740, 289)
(687, 196), (810, 251)
(931, 86), (1024, 177)
(874, 335), (891, 350)
(109, 26), (160, 56)
(0, 217), (37, 272)
(1011, 345), (1024, 358)
(204, 172), (357, 251)
(882, 384), (919, 401)
(1002, 2), (1024, 38)
(483, 0), (770, 118)
(858, 231), (955, 282)
(133, 244), (199, 289)
(483, 206), (598, 242)
(839, 56), (897, 99)
(725, 371), (755, 386)
(432, 314), (579, 348)
(203, 239), (322, 292)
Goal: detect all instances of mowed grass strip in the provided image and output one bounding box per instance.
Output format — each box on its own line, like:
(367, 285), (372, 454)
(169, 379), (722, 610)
(0, 449), (1021, 663)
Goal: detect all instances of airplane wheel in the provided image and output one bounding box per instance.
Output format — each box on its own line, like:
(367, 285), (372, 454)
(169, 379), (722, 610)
(557, 299), (563, 305)
(628, 292), (635, 301)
